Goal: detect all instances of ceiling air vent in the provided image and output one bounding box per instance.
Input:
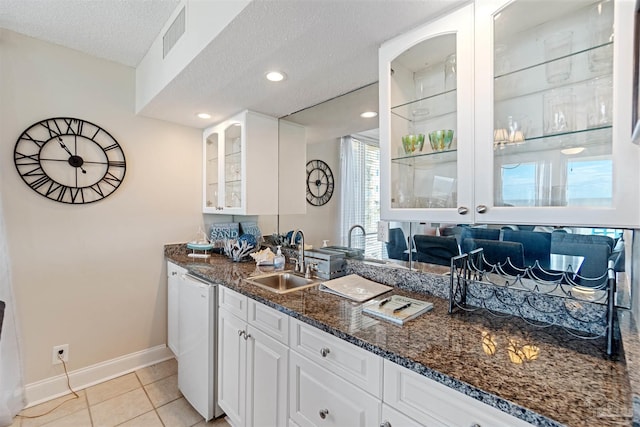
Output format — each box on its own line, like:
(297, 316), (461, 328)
(163, 7), (186, 58)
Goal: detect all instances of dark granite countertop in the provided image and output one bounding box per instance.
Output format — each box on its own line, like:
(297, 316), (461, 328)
(165, 244), (633, 427)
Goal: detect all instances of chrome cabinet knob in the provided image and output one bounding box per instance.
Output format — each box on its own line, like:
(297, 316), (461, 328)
(470, 424), (481, 427)
(320, 347), (330, 357)
(244, 333), (251, 341)
(380, 421), (392, 427)
(238, 330), (245, 338)
(457, 206), (469, 215)
(171, 271), (177, 276)
(319, 409), (329, 419)
(476, 205), (488, 214)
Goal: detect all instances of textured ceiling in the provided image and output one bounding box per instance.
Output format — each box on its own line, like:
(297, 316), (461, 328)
(0, 0), (467, 129)
(0, 0), (179, 67)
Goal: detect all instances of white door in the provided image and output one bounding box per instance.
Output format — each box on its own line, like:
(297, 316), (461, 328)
(217, 307), (247, 426)
(178, 275), (214, 420)
(245, 325), (289, 427)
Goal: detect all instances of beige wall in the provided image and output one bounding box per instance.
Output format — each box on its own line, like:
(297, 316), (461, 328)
(0, 30), (203, 384)
(279, 139), (341, 248)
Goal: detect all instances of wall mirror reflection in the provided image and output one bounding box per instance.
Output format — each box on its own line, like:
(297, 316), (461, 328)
(276, 81), (632, 308)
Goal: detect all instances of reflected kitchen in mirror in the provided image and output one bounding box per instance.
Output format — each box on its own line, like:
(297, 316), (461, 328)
(273, 80), (632, 309)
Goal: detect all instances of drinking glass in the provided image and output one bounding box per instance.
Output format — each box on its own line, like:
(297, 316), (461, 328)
(544, 89), (575, 135)
(444, 53), (457, 91)
(544, 32), (573, 84)
(588, 0), (614, 73)
(587, 77), (613, 128)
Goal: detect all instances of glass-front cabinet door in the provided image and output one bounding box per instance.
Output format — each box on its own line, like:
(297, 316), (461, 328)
(202, 110), (279, 215)
(223, 123), (242, 210)
(203, 118), (244, 214)
(380, 4), (474, 223)
(204, 131), (220, 211)
(474, 0), (638, 227)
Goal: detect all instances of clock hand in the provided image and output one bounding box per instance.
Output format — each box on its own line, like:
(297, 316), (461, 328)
(59, 137), (87, 174)
(58, 137), (73, 156)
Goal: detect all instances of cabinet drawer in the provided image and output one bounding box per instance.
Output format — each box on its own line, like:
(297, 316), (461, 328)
(167, 261), (186, 277)
(383, 360), (533, 427)
(289, 318), (382, 398)
(248, 299), (289, 345)
(219, 286), (248, 321)
(381, 403), (424, 427)
(289, 352), (380, 427)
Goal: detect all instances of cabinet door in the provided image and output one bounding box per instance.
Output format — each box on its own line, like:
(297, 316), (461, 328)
(474, 0), (638, 227)
(380, 4), (474, 223)
(202, 110), (279, 215)
(166, 262), (185, 358)
(217, 307), (247, 426)
(246, 325), (289, 427)
(203, 127), (222, 212)
(289, 352), (380, 427)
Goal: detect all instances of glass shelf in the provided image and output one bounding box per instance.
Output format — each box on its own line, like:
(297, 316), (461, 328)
(391, 148), (457, 166)
(494, 43), (612, 103)
(391, 89), (457, 122)
(493, 125), (612, 156)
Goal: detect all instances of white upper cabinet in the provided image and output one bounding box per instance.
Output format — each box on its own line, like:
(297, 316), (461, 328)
(380, 4), (475, 223)
(380, 0), (639, 227)
(203, 110), (279, 215)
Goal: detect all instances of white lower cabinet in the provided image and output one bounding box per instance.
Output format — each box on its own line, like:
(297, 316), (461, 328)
(217, 287), (288, 427)
(383, 360), (533, 427)
(289, 351), (381, 427)
(381, 403), (425, 427)
(215, 288), (537, 427)
(166, 261), (186, 358)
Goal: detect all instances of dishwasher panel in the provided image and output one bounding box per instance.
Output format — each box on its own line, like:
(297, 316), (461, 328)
(178, 274), (223, 420)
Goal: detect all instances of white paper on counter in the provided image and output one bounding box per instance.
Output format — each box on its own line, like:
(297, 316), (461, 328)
(319, 274), (392, 302)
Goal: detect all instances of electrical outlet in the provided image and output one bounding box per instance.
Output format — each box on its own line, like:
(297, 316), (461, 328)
(52, 344), (69, 365)
(377, 221), (389, 242)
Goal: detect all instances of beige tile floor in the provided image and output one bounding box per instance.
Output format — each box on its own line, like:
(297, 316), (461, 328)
(10, 359), (231, 427)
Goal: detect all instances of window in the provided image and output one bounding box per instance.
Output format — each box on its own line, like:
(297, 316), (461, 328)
(340, 133), (383, 258)
(566, 157), (612, 207)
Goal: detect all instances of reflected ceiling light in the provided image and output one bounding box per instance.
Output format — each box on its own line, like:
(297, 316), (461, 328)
(265, 71), (286, 82)
(561, 147), (585, 155)
(360, 111), (378, 118)
(197, 112), (211, 119)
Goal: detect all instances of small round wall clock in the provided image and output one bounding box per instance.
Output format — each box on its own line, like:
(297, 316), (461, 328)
(14, 117), (126, 204)
(306, 159), (334, 206)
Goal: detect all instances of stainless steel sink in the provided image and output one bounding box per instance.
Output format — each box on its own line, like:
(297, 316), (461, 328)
(245, 271), (319, 294)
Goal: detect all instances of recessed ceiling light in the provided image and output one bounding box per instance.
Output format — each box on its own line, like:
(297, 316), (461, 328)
(197, 113), (211, 119)
(266, 71), (286, 82)
(360, 111), (378, 118)
(561, 147), (585, 155)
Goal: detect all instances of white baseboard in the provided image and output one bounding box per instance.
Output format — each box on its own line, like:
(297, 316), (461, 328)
(25, 344), (174, 407)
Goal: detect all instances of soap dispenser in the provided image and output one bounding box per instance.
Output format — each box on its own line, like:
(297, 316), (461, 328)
(274, 246), (285, 270)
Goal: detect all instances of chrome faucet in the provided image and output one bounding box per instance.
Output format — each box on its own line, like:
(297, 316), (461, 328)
(348, 224), (366, 248)
(290, 229), (305, 274)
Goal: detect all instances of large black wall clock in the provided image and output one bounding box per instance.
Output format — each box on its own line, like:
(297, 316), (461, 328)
(14, 117), (126, 204)
(306, 159), (334, 206)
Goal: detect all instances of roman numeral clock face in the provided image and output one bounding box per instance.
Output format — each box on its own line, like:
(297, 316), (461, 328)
(306, 159), (334, 206)
(14, 118), (126, 204)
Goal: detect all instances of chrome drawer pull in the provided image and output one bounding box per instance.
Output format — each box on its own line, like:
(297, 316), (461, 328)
(319, 408), (329, 419)
(320, 347), (330, 357)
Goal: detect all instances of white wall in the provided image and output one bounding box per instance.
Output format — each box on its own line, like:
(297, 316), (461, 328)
(0, 30), (202, 387)
(279, 139), (341, 248)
